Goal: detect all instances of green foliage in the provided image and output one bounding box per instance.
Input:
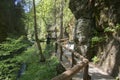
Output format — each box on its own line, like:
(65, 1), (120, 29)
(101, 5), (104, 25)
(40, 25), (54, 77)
(20, 56), (58, 80)
(0, 36), (28, 53)
(0, 36), (30, 80)
(91, 36), (105, 46)
(92, 56), (100, 64)
(115, 24), (120, 31)
(104, 27), (115, 33)
(19, 42), (59, 80)
(26, 0), (73, 40)
(14, 46), (35, 63)
(104, 24), (120, 33)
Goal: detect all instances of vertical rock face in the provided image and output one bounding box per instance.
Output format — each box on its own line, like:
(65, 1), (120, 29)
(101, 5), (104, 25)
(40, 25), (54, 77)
(69, 1), (94, 79)
(94, 0), (120, 77)
(75, 19), (92, 57)
(102, 39), (120, 77)
(69, 0), (94, 59)
(69, 0), (120, 77)
(69, 0), (94, 19)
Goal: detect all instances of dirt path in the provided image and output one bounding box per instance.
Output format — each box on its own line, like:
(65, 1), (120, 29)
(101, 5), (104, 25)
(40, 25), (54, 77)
(56, 43), (114, 80)
(72, 63), (114, 80)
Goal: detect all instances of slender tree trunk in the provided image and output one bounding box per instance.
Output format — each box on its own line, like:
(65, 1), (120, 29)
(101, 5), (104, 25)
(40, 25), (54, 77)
(59, 0), (64, 39)
(33, 0), (45, 62)
(59, 0), (64, 61)
(54, 0), (58, 54)
(54, 0), (57, 25)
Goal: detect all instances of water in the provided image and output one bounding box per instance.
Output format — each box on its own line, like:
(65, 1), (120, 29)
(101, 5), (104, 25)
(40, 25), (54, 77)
(16, 63), (27, 80)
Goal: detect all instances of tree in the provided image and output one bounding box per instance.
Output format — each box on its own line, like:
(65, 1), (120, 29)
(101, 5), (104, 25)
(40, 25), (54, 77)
(59, 0), (64, 61)
(0, 0), (27, 42)
(33, 0), (45, 62)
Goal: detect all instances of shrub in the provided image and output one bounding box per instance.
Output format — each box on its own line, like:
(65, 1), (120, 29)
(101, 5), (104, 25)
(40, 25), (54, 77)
(92, 56), (100, 64)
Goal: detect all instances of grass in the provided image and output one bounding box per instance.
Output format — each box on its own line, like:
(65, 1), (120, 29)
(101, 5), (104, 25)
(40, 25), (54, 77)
(19, 42), (59, 80)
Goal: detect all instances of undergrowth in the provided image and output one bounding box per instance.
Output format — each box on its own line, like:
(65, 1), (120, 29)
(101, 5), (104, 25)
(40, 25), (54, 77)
(0, 36), (31, 80)
(19, 42), (59, 80)
(0, 36), (58, 80)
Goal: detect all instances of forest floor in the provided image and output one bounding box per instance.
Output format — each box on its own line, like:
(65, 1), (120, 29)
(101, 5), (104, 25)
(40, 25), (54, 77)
(55, 43), (115, 80)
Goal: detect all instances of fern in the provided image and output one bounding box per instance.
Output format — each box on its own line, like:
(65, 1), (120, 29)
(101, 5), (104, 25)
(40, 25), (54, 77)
(0, 36), (30, 80)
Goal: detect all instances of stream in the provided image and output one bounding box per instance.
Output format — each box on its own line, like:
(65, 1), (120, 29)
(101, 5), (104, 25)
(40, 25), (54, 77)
(16, 63), (27, 80)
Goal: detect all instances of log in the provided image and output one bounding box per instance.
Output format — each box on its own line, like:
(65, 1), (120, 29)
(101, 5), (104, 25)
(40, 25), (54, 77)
(52, 59), (88, 80)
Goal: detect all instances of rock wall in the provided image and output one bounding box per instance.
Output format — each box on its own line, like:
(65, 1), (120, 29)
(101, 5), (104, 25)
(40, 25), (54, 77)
(69, 0), (120, 77)
(69, 0), (95, 59)
(93, 0), (120, 77)
(98, 36), (120, 77)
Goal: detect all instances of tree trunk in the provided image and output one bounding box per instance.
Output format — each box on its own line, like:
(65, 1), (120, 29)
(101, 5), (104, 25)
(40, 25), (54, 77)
(59, 0), (64, 61)
(54, 0), (57, 25)
(33, 0), (45, 62)
(54, 0), (58, 54)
